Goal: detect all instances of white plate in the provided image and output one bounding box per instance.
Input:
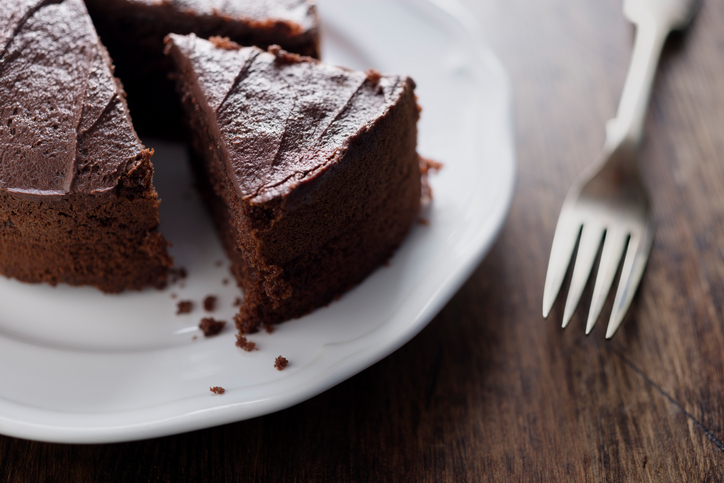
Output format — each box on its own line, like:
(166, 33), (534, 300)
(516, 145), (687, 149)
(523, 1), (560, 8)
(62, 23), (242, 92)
(0, 0), (514, 443)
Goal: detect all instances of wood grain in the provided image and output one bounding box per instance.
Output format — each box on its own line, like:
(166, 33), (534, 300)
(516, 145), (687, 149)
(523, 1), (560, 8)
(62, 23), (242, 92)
(2, 0), (724, 481)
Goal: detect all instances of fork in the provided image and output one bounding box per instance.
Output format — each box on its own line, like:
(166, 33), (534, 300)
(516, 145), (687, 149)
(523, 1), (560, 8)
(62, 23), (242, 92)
(542, 0), (699, 338)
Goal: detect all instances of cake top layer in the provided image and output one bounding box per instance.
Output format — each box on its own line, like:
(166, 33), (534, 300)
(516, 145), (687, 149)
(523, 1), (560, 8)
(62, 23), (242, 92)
(0, 0), (145, 199)
(166, 34), (412, 204)
(104, 0), (317, 34)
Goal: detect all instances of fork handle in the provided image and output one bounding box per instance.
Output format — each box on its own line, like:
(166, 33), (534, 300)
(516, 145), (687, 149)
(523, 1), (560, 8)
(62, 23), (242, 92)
(605, 19), (669, 151)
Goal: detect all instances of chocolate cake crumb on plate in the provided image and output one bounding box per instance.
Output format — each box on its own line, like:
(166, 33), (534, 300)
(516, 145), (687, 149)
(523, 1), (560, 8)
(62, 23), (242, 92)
(203, 295), (217, 312)
(235, 335), (256, 352)
(199, 318), (226, 337)
(274, 356), (289, 371)
(209, 386), (225, 395)
(176, 300), (193, 315)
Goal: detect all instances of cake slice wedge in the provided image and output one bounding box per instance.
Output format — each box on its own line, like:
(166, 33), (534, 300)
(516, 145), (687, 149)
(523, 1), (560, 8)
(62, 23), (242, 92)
(0, 0), (172, 292)
(165, 34), (421, 332)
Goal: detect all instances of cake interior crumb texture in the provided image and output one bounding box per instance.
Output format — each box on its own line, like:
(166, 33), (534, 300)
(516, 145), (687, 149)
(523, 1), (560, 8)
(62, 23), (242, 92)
(84, 0), (320, 138)
(165, 34), (421, 333)
(0, 0), (171, 293)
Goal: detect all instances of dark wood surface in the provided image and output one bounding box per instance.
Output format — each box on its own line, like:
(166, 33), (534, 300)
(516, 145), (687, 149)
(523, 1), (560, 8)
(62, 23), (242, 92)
(2, 0), (724, 481)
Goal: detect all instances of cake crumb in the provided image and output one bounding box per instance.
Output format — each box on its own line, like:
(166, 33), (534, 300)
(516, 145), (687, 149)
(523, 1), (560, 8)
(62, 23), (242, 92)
(419, 156), (443, 175)
(366, 69), (382, 85)
(222, 278), (229, 285)
(170, 292), (178, 299)
(236, 334), (257, 352)
(210, 386), (225, 395)
(203, 295), (217, 312)
(192, 335), (198, 341)
(420, 156), (443, 205)
(274, 356), (288, 371)
(176, 300), (193, 314)
(233, 297), (242, 307)
(417, 218), (430, 226)
(214, 260), (223, 267)
(269, 44), (305, 64)
(209, 36), (240, 50)
(264, 324), (275, 334)
(199, 317), (226, 337)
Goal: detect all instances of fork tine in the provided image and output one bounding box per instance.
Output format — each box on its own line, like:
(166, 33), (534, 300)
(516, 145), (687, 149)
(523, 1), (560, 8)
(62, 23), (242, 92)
(561, 224), (604, 328)
(585, 228), (628, 334)
(605, 219), (655, 339)
(542, 212), (581, 318)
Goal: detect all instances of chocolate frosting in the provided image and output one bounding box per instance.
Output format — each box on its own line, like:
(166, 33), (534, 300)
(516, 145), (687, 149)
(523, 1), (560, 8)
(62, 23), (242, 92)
(0, 0), (144, 199)
(122, 0), (317, 33)
(166, 34), (411, 204)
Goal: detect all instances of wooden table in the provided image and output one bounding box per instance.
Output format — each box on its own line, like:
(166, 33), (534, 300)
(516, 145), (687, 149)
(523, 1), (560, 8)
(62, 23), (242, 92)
(2, 0), (723, 480)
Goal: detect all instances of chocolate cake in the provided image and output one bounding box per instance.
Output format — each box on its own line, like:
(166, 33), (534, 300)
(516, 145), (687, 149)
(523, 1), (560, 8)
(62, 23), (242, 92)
(0, 0), (171, 292)
(165, 34), (421, 332)
(85, 0), (320, 138)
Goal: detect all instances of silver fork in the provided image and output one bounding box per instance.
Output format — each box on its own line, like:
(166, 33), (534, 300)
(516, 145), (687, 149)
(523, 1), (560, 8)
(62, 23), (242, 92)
(542, 0), (699, 338)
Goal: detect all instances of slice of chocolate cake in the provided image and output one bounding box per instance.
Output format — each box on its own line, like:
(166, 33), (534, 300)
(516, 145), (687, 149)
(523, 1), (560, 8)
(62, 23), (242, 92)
(85, 0), (320, 138)
(165, 34), (421, 333)
(0, 0), (172, 293)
